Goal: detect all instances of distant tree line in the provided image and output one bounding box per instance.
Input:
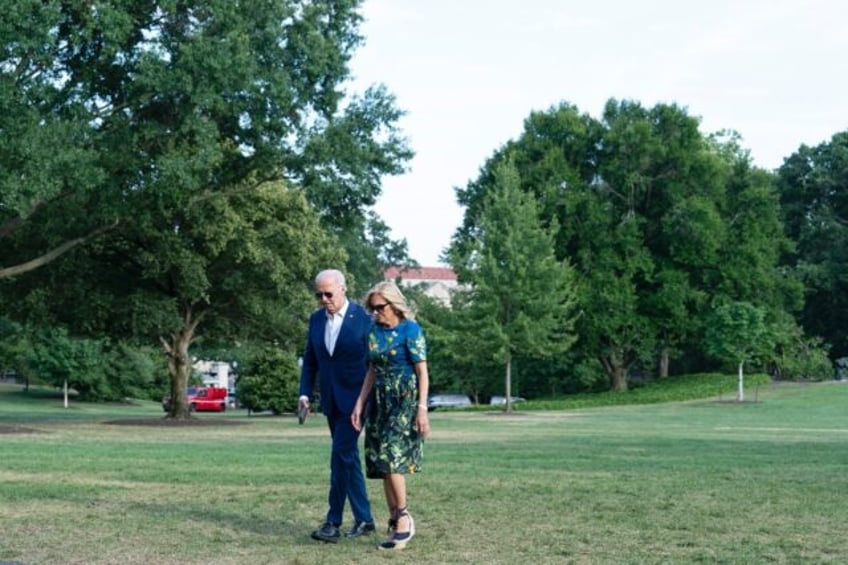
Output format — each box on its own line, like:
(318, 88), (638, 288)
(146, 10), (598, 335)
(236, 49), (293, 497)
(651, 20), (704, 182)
(422, 101), (843, 402)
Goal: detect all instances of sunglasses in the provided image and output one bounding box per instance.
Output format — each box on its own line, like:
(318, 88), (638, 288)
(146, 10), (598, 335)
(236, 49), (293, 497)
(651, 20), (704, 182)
(315, 291), (334, 300)
(370, 302), (390, 313)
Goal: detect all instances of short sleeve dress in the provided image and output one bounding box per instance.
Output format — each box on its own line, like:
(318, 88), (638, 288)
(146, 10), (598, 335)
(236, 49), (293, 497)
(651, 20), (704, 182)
(364, 318), (427, 479)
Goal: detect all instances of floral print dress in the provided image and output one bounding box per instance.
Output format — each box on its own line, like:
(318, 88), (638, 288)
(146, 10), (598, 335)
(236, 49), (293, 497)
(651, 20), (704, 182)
(364, 319), (427, 478)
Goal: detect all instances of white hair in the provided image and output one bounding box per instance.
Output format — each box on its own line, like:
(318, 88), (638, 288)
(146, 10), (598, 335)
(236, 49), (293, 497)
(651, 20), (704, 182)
(315, 269), (346, 288)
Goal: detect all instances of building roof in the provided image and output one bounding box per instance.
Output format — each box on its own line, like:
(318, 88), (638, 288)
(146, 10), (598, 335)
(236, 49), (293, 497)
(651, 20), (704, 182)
(384, 266), (457, 281)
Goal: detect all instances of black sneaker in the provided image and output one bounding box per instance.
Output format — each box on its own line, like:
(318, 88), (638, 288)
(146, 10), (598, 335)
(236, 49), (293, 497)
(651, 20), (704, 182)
(310, 522), (341, 543)
(345, 521), (376, 538)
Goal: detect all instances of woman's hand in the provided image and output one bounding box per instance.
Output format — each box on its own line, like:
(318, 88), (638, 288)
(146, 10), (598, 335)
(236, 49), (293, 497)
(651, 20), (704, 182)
(351, 401), (363, 432)
(416, 405), (430, 438)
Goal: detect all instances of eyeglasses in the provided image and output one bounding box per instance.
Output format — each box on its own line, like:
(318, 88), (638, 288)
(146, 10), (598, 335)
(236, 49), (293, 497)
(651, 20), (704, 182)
(370, 302), (390, 313)
(315, 291), (334, 300)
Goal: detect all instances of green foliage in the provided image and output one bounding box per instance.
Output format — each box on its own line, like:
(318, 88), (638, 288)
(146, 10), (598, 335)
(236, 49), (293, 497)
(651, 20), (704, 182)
(102, 343), (169, 401)
(25, 328), (105, 400)
(236, 346), (300, 415)
(0, 0), (412, 282)
(778, 130), (848, 359)
(522, 372), (772, 410)
(569, 357), (615, 392)
(450, 99), (797, 393)
(448, 159), (579, 405)
(3, 182), (343, 416)
(22, 327), (165, 402)
(704, 301), (772, 367)
(416, 288), (502, 401)
(1, 0), (413, 413)
(771, 321), (834, 381)
(0, 317), (24, 370)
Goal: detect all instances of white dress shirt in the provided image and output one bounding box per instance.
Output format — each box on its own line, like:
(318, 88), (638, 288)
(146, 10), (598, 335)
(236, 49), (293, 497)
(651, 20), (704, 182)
(300, 300), (350, 406)
(324, 299), (349, 356)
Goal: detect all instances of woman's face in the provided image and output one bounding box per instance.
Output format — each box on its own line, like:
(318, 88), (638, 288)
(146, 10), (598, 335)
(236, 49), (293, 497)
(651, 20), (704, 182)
(369, 293), (399, 326)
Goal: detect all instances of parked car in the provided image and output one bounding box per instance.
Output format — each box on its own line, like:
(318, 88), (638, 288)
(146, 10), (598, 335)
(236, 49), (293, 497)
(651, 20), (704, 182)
(427, 393), (472, 411)
(162, 385), (228, 412)
(489, 395), (526, 405)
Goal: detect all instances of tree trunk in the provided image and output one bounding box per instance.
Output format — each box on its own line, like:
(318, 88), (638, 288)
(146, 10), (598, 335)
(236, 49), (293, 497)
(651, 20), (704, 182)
(659, 348), (670, 378)
(161, 308), (202, 419)
(611, 365), (627, 391)
(601, 352), (629, 392)
(504, 351), (512, 414)
(737, 361), (745, 402)
(63, 378), (69, 408)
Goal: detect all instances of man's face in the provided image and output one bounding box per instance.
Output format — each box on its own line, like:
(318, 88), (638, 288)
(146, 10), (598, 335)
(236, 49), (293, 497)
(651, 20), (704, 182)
(315, 275), (345, 315)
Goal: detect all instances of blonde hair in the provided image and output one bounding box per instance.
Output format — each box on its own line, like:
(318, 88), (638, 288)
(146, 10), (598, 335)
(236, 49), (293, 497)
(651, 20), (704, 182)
(365, 281), (415, 320)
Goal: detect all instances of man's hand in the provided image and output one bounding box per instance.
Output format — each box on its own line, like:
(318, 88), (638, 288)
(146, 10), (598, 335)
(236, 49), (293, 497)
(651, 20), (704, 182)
(298, 395), (310, 425)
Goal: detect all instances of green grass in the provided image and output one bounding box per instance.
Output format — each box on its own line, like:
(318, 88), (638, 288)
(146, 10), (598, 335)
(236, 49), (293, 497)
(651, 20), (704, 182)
(1, 380), (847, 564)
(485, 372), (774, 411)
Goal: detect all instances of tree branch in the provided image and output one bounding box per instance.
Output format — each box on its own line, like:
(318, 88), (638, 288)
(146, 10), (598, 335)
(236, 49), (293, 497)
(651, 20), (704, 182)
(0, 220), (118, 279)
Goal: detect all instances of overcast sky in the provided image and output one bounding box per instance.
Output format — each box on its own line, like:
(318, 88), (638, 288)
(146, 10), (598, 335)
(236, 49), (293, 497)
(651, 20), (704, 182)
(348, 0), (848, 266)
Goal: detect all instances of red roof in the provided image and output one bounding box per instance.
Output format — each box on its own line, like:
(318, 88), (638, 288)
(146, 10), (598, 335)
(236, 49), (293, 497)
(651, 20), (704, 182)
(384, 266), (457, 281)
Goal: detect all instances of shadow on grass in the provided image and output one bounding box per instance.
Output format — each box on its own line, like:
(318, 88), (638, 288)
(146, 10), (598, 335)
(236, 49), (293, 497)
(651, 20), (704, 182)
(126, 500), (313, 543)
(0, 424), (43, 434)
(103, 417), (249, 427)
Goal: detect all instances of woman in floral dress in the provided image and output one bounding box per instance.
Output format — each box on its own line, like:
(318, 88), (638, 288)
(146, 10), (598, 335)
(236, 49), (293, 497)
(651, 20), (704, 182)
(351, 281), (430, 550)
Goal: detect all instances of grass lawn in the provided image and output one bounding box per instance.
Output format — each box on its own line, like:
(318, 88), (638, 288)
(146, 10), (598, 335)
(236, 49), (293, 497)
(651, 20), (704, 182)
(1, 380), (847, 564)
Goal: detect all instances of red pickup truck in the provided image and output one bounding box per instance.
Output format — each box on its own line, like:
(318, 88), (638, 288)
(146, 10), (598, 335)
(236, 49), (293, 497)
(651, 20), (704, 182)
(162, 386), (228, 412)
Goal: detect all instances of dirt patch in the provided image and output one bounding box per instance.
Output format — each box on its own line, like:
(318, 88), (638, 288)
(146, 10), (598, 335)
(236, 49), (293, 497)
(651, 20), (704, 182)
(0, 424), (42, 434)
(104, 417), (249, 427)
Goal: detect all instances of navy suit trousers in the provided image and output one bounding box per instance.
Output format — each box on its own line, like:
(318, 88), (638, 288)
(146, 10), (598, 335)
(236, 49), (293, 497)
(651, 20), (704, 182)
(325, 411), (373, 527)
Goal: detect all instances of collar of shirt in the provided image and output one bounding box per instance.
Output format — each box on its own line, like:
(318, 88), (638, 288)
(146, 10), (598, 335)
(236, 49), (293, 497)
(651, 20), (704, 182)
(327, 298), (350, 322)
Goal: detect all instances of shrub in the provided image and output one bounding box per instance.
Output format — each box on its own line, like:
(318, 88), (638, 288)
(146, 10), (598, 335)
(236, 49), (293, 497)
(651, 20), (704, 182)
(236, 347), (300, 414)
(772, 335), (833, 381)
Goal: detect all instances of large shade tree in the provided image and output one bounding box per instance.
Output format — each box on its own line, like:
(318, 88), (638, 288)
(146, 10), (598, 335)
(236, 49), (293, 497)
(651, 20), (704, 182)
(0, 1), (412, 416)
(0, 0), (411, 281)
(4, 182), (343, 417)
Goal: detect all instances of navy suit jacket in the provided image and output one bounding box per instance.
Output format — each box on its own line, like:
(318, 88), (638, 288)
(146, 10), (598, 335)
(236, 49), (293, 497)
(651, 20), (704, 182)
(299, 301), (372, 417)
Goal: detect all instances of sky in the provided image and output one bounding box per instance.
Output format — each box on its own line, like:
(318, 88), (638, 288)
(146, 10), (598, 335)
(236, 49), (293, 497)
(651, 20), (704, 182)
(348, 0), (848, 266)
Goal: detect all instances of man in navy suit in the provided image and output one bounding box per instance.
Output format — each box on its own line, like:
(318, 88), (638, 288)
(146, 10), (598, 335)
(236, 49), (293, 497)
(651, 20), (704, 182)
(299, 269), (376, 542)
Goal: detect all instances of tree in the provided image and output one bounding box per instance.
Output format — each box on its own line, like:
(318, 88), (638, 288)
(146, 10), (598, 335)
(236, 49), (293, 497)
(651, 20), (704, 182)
(778, 131), (848, 359)
(0, 317), (30, 388)
(25, 327), (104, 407)
(450, 100), (797, 392)
(563, 186), (655, 391)
(704, 302), (772, 401)
(236, 345), (300, 415)
(769, 314), (833, 381)
(404, 285), (501, 403)
(4, 182), (343, 418)
(1, 1), (412, 415)
(1, 1), (411, 279)
(450, 160), (579, 412)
